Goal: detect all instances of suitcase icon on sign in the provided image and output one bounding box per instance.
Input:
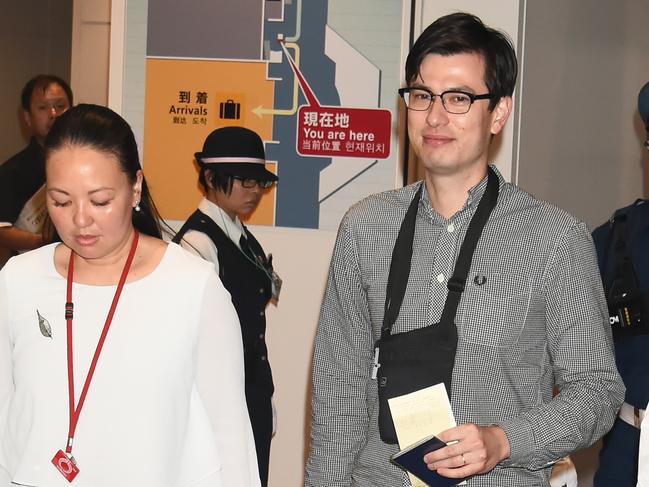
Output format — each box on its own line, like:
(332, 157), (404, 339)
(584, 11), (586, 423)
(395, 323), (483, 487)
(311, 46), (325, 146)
(219, 99), (241, 119)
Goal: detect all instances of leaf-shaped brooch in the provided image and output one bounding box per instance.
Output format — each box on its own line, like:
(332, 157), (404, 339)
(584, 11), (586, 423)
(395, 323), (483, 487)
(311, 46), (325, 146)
(37, 309), (52, 338)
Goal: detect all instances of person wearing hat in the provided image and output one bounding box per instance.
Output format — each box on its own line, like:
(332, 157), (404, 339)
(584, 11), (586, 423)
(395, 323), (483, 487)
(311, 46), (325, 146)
(592, 81), (649, 487)
(173, 126), (279, 487)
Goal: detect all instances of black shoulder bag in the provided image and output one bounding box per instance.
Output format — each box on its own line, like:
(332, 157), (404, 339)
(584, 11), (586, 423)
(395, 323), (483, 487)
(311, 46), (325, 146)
(374, 167), (499, 444)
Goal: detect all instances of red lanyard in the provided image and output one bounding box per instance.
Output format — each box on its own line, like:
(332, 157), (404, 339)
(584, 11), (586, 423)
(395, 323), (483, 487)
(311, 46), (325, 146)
(62, 231), (139, 455)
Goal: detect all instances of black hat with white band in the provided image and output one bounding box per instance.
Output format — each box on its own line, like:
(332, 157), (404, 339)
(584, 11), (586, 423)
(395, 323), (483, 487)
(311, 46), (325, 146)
(195, 126), (278, 182)
(639, 82), (649, 149)
(639, 82), (649, 129)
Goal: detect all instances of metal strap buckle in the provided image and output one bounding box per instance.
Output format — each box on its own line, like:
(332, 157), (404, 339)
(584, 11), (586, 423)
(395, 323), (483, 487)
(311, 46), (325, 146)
(447, 277), (465, 293)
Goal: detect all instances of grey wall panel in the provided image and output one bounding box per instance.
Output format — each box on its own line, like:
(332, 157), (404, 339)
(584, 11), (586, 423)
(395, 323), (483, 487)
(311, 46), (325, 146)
(518, 0), (649, 229)
(0, 1), (72, 163)
(147, 0), (263, 59)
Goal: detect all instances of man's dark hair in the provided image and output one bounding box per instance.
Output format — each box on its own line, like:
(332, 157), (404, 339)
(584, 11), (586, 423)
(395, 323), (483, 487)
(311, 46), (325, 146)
(199, 167), (236, 195)
(405, 12), (517, 110)
(21, 74), (73, 112)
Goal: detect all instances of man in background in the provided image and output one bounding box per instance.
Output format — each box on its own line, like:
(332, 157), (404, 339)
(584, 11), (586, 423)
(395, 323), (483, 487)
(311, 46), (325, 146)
(592, 81), (649, 487)
(0, 74), (73, 266)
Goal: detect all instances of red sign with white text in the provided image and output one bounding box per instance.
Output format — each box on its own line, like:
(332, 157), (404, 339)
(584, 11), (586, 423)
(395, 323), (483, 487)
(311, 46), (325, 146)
(280, 39), (391, 160)
(297, 105), (391, 158)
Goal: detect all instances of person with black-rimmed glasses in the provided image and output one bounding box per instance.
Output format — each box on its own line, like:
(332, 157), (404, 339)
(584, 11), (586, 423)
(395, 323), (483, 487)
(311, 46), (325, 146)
(306, 12), (624, 487)
(173, 126), (280, 487)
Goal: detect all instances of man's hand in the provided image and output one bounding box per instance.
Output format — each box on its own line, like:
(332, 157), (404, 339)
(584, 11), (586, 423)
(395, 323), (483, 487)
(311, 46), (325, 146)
(422, 424), (510, 478)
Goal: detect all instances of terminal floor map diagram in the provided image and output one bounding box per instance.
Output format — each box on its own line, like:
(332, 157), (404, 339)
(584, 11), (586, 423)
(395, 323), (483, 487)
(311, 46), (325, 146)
(144, 0), (403, 230)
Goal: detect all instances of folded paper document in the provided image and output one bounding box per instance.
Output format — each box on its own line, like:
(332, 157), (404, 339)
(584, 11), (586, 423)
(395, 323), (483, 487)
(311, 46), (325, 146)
(388, 383), (464, 487)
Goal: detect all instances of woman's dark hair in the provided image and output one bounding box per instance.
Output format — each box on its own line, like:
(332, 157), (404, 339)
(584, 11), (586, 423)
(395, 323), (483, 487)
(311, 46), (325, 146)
(405, 12), (517, 111)
(199, 166), (236, 195)
(44, 104), (163, 238)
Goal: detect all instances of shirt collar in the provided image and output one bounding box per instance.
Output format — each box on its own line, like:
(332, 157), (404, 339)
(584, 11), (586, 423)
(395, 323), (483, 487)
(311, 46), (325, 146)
(198, 197), (246, 245)
(420, 164), (503, 224)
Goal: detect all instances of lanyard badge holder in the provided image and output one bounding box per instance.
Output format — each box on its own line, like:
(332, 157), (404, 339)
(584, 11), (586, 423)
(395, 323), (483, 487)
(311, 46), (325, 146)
(52, 449), (79, 482)
(52, 232), (139, 482)
(241, 230), (282, 302)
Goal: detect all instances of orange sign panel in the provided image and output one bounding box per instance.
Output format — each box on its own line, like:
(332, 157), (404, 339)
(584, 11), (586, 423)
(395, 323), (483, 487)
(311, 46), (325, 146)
(143, 58), (276, 224)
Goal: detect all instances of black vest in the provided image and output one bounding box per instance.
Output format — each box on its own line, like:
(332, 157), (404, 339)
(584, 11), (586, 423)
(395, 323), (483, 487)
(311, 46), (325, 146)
(601, 202), (649, 340)
(174, 210), (274, 395)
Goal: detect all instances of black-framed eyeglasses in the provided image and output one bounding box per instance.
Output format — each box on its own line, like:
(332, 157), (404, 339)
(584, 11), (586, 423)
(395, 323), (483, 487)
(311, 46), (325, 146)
(398, 87), (494, 114)
(232, 176), (275, 189)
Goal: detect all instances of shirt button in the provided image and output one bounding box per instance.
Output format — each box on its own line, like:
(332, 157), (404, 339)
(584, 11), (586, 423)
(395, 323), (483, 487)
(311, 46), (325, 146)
(259, 310), (265, 317)
(259, 288), (264, 293)
(261, 355), (267, 361)
(436, 273), (445, 283)
(447, 223), (455, 233)
(259, 333), (264, 340)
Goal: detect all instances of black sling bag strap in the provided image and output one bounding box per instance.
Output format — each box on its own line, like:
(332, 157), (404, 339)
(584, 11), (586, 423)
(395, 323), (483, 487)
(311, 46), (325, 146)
(375, 166), (499, 444)
(606, 209), (648, 338)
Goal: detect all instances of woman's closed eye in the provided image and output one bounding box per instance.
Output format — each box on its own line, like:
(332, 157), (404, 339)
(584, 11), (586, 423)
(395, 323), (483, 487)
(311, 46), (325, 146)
(92, 199), (112, 207)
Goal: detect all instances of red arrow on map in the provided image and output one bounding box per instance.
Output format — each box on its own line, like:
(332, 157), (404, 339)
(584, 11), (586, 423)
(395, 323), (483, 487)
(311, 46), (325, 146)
(278, 38), (392, 160)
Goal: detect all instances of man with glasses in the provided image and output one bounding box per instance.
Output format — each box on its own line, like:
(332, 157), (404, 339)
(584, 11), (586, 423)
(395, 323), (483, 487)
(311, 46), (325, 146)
(173, 126), (279, 487)
(306, 12), (623, 486)
(0, 74), (73, 266)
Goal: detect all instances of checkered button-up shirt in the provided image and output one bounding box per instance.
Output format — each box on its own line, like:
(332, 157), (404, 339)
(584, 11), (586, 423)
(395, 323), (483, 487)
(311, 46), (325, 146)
(305, 166), (624, 487)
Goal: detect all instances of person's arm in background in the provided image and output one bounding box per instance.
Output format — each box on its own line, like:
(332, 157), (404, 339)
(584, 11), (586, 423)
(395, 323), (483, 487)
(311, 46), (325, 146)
(305, 214), (374, 487)
(0, 226), (42, 252)
(0, 163), (43, 253)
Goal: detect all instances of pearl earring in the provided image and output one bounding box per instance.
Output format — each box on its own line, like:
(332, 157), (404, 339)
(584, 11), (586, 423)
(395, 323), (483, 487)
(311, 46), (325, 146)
(134, 202), (141, 212)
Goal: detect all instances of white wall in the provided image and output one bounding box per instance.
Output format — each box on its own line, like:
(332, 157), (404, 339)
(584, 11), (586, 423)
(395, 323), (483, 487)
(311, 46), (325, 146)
(255, 226), (335, 486)
(70, 0), (110, 106)
(517, 0), (649, 230)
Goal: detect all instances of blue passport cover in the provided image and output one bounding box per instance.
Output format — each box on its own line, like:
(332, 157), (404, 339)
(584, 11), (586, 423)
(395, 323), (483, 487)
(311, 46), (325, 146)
(390, 435), (464, 487)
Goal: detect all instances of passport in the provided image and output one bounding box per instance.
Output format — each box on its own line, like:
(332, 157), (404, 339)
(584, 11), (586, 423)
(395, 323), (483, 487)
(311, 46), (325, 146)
(390, 434), (464, 487)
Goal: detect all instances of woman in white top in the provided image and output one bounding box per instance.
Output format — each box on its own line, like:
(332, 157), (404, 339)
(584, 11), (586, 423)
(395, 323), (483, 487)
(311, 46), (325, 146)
(0, 104), (260, 486)
(639, 402), (649, 487)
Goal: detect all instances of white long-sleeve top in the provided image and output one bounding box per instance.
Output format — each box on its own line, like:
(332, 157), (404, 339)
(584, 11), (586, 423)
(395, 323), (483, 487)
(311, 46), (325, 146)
(0, 242), (260, 487)
(638, 403), (649, 487)
(179, 198), (245, 274)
